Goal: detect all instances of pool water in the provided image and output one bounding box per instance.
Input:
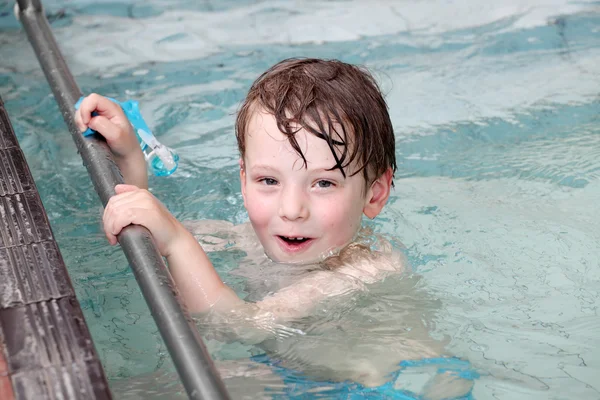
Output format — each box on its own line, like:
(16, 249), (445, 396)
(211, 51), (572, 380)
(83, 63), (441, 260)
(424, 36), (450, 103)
(1, 0), (599, 398)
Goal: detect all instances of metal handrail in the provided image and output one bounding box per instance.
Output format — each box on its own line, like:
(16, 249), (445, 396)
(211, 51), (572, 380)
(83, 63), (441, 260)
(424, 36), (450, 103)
(15, 1), (230, 398)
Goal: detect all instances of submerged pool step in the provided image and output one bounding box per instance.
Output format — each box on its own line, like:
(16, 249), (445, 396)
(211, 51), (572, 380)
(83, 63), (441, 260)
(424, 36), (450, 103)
(0, 97), (112, 399)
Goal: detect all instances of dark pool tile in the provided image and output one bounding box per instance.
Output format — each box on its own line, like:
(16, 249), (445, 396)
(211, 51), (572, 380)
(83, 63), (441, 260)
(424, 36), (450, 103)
(0, 300), (100, 373)
(10, 360), (111, 400)
(0, 242), (75, 309)
(0, 103), (18, 150)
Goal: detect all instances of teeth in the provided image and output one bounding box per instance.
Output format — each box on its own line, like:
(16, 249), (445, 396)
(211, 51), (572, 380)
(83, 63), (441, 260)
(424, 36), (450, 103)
(283, 237), (305, 241)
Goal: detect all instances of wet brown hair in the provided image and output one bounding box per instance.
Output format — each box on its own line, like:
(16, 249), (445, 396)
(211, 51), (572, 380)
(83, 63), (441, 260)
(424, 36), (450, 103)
(235, 58), (396, 185)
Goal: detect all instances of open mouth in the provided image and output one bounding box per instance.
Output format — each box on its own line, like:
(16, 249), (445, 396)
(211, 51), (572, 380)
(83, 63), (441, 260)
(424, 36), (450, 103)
(276, 235), (314, 252)
(278, 236), (310, 244)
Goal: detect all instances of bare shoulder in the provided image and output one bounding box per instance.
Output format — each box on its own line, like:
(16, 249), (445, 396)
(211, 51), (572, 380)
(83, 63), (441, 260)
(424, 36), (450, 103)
(324, 234), (406, 285)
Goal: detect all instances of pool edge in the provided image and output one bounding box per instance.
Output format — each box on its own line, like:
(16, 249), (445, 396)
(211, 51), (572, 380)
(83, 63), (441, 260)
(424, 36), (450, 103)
(0, 96), (112, 399)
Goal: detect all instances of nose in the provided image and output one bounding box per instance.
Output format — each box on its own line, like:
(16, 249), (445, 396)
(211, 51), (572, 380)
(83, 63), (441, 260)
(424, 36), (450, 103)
(278, 184), (309, 221)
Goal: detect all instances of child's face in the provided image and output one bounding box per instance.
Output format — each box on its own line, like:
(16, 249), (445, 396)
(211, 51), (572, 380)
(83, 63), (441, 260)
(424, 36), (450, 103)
(240, 110), (370, 264)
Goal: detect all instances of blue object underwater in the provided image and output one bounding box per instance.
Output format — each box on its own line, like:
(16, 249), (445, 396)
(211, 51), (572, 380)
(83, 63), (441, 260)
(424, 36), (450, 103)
(74, 96), (179, 176)
(251, 355), (479, 399)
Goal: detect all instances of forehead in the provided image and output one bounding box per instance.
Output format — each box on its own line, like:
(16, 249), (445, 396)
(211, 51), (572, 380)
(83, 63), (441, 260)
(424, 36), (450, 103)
(245, 110), (339, 166)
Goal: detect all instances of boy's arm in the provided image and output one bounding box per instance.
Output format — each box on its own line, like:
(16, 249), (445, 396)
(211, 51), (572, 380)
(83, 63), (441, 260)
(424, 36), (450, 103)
(165, 228), (244, 313)
(103, 184), (241, 312)
(115, 150), (148, 189)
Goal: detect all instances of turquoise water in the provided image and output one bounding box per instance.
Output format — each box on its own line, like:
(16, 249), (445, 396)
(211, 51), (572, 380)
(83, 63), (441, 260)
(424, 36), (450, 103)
(1, 0), (599, 398)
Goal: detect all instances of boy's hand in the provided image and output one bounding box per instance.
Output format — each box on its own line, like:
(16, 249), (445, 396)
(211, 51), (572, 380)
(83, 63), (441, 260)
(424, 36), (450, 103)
(75, 94), (139, 158)
(75, 94), (148, 188)
(103, 184), (185, 257)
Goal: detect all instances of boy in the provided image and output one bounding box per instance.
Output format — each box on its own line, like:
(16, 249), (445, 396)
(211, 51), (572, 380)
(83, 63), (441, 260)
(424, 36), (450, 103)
(76, 58), (399, 317)
(76, 58), (474, 396)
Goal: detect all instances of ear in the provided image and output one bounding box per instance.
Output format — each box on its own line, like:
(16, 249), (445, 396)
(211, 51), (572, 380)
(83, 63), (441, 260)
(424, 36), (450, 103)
(239, 158), (247, 207)
(363, 167), (393, 219)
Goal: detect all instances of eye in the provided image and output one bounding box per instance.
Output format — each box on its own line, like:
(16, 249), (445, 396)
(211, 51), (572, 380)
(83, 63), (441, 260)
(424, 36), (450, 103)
(316, 180), (335, 188)
(259, 178), (278, 186)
